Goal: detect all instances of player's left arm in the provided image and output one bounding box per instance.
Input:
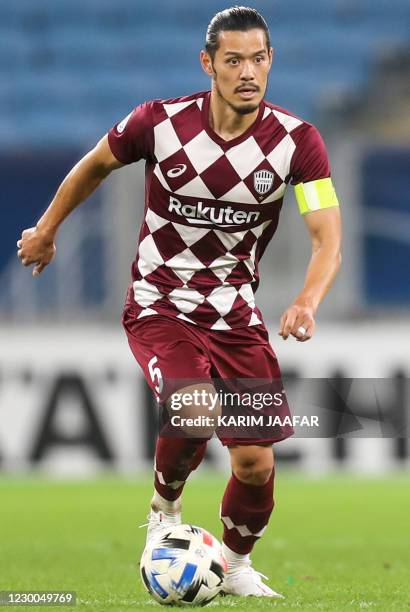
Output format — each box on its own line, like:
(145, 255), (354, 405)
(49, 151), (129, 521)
(278, 206), (342, 341)
(279, 122), (342, 342)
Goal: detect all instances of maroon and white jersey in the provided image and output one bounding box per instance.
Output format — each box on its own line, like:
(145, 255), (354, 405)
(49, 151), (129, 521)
(108, 91), (331, 330)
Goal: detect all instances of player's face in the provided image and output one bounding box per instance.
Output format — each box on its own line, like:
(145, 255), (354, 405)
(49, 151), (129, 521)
(203, 29), (272, 115)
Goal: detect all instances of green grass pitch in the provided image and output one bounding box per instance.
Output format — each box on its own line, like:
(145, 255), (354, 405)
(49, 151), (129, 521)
(1, 474), (409, 611)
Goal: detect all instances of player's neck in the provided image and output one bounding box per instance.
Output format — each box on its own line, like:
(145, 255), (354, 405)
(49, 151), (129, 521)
(208, 89), (260, 142)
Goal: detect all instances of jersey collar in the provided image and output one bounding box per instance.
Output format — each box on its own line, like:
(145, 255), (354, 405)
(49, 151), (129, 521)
(201, 91), (264, 149)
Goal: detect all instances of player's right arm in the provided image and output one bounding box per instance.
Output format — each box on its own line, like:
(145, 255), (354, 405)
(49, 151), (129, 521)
(17, 135), (124, 276)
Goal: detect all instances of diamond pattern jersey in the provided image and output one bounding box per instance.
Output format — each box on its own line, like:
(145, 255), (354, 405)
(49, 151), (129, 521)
(108, 91), (331, 330)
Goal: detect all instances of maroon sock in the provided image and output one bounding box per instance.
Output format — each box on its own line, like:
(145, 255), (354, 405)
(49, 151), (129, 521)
(220, 470), (275, 554)
(154, 437), (207, 501)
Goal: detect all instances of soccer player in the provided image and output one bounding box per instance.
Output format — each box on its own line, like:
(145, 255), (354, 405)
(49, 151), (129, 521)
(17, 6), (341, 598)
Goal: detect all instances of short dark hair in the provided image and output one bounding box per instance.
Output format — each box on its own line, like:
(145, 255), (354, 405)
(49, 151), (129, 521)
(205, 6), (270, 60)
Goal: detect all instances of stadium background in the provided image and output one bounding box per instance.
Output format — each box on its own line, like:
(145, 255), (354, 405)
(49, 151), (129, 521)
(0, 1), (409, 609)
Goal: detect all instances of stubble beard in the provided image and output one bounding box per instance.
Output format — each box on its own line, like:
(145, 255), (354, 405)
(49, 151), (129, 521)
(215, 81), (259, 115)
(213, 72), (267, 116)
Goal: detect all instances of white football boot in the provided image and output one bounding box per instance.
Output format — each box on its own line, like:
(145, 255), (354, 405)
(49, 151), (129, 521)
(142, 506), (182, 545)
(223, 559), (284, 598)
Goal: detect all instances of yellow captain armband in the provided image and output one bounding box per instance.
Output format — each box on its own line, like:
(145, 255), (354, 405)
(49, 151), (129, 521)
(294, 177), (339, 215)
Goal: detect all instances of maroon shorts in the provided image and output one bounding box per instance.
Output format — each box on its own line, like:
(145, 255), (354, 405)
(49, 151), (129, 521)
(122, 306), (294, 446)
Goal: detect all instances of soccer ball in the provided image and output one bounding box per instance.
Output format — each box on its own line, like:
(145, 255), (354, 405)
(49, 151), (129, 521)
(140, 524), (227, 606)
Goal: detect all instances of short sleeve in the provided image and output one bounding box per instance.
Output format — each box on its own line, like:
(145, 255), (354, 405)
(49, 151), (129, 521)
(107, 102), (154, 165)
(290, 124), (331, 185)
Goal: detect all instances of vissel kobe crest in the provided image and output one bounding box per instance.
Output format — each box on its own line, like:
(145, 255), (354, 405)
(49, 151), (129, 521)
(253, 170), (274, 195)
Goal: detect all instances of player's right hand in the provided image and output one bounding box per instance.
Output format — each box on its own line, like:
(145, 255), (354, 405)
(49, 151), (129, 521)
(17, 226), (56, 277)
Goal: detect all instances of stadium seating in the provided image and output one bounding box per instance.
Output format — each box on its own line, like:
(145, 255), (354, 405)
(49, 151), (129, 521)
(0, 0), (409, 147)
(1, 1), (409, 313)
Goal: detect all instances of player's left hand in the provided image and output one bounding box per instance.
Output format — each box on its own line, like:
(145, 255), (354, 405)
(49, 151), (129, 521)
(278, 303), (315, 342)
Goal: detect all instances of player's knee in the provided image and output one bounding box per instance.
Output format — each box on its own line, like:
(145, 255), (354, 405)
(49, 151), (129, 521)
(231, 451), (273, 485)
(234, 463), (273, 485)
(253, 465), (273, 486)
(166, 384), (220, 440)
(230, 445), (274, 485)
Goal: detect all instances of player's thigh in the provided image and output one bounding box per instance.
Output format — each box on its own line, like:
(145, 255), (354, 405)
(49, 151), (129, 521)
(123, 313), (219, 437)
(123, 312), (210, 398)
(209, 325), (294, 446)
(209, 324), (282, 379)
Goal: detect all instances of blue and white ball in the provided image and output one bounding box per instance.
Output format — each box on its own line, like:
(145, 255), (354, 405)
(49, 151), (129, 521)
(140, 524), (227, 606)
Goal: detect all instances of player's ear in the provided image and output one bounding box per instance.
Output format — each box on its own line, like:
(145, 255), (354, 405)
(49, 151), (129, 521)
(268, 47), (274, 68)
(200, 50), (214, 77)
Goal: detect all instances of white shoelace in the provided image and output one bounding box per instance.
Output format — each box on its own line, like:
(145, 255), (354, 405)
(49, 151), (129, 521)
(139, 510), (179, 529)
